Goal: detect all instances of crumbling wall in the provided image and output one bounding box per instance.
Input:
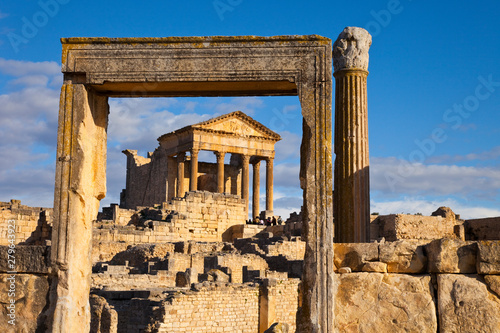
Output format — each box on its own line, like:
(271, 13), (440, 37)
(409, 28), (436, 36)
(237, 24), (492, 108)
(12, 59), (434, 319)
(0, 200), (52, 246)
(95, 191), (246, 246)
(0, 246), (50, 332)
(121, 149), (168, 210)
(333, 240), (500, 332)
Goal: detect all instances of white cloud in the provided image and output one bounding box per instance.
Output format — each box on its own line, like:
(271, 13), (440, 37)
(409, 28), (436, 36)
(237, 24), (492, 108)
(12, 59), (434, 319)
(200, 97), (264, 116)
(0, 58), (60, 77)
(371, 156), (500, 199)
(274, 131), (300, 161)
(427, 146), (500, 164)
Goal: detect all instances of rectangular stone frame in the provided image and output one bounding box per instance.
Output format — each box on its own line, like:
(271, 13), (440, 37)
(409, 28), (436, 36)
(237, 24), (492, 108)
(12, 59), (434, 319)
(49, 36), (333, 332)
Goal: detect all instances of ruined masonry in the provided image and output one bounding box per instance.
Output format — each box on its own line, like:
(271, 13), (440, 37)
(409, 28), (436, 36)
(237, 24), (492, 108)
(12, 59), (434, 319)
(121, 111), (280, 222)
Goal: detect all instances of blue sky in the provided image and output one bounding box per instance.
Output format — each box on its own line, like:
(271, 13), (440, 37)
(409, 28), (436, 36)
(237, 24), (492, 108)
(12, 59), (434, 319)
(0, 0), (499, 219)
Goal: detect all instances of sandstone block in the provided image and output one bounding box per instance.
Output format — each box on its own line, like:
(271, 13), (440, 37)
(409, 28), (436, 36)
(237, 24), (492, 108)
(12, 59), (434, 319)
(362, 262), (387, 273)
(477, 241), (500, 274)
(90, 294), (118, 333)
(336, 273), (437, 332)
(379, 241), (427, 273)
(334, 243), (379, 271)
(0, 245), (49, 274)
(426, 238), (477, 273)
(0, 273), (49, 332)
(438, 274), (500, 332)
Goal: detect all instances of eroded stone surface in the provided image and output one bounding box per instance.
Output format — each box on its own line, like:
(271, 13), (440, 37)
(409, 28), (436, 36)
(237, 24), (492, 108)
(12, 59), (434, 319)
(333, 27), (372, 71)
(0, 274), (49, 333)
(426, 238), (477, 273)
(90, 294), (118, 333)
(379, 241), (427, 273)
(334, 243), (378, 271)
(438, 274), (500, 332)
(477, 241), (500, 274)
(336, 273), (437, 332)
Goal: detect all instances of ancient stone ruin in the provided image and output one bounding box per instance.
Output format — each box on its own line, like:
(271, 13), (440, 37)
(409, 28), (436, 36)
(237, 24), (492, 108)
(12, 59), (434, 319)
(121, 111), (280, 221)
(1, 27), (500, 333)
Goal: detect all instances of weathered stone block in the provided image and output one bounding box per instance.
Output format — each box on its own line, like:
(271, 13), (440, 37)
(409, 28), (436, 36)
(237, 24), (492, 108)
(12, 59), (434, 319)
(0, 273), (49, 332)
(379, 241), (427, 273)
(334, 243), (379, 271)
(0, 245), (49, 274)
(336, 273), (437, 332)
(426, 238), (477, 273)
(438, 274), (500, 332)
(477, 241), (500, 274)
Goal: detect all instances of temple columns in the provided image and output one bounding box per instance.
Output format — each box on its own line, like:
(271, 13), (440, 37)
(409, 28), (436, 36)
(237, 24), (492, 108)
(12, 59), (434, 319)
(252, 161), (261, 220)
(190, 149), (199, 191)
(333, 27), (372, 243)
(241, 154), (250, 216)
(176, 152), (186, 197)
(265, 157), (274, 215)
(215, 151), (225, 193)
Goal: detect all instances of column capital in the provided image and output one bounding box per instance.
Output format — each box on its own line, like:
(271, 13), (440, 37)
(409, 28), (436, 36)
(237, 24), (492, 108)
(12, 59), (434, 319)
(241, 154), (250, 163)
(190, 148), (199, 156)
(333, 27), (372, 73)
(214, 151), (225, 159)
(177, 151), (186, 160)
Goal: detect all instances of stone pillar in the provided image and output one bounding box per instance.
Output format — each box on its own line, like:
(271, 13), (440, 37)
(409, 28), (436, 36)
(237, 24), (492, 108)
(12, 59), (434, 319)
(189, 149), (199, 191)
(47, 83), (109, 332)
(176, 152), (186, 197)
(167, 155), (177, 201)
(265, 157), (274, 215)
(252, 160), (261, 220)
(214, 151), (225, 193)
(241, 154), (250, 216)
(333, 27), (372, 243)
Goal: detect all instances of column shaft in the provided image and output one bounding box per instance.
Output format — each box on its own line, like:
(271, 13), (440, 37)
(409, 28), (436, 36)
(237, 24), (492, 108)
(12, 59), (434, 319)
(190, 149), (199, 191)
(252, 161), (261, 220)
(241, 155), (250, 216)
(334, 69), (370, 242)
(265, 157), (274, 213)
(177, 152), (186, 197)
(215, 151), (225, 193)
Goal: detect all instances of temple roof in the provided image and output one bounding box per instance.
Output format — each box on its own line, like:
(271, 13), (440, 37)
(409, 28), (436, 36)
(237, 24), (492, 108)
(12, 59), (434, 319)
(158, 111), (281, 142)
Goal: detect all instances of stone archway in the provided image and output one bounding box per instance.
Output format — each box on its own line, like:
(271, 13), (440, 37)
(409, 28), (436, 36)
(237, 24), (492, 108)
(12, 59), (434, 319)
(48, 36), (333, 332)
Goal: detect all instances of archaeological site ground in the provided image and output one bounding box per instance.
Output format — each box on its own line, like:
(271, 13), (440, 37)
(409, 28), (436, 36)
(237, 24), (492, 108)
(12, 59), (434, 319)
(1, 27), (500, 333)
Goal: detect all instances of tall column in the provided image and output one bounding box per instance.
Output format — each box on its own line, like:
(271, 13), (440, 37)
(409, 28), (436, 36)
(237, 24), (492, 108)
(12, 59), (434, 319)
(190, 149), (199, 191)
(214, 151), (225, 193)
(252, 160), (261, 220)
(333, 27), (372, 243)
(177, 152), (186, 197)
(265, 157), (274, 215)
(241, 154), (250, 216)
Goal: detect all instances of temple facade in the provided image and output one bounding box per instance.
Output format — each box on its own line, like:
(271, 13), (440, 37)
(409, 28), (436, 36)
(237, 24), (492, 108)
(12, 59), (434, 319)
(120, 111), (281, 219)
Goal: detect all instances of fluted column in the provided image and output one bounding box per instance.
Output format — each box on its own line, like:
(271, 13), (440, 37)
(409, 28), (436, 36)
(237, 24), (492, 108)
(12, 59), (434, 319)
(190, 149), (199, 191)
(241, 154), (250, 216)
(252, 161), (261, 220)
(176, 152), (186, 197)
(265, 157), (274, 214)
(333, 27), (372, 243)
(214, 151), (225, 193)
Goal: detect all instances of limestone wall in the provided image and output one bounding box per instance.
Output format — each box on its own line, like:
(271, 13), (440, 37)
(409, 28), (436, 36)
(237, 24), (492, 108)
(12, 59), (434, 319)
(94, 191), (247, 250)
(0, 246), (50, 332)
(0, 200), (52, 246)
(156, 284), (260, 333)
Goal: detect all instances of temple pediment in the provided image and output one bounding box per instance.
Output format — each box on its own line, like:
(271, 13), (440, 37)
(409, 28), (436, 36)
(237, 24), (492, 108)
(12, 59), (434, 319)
(192, 111), (280, 140)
